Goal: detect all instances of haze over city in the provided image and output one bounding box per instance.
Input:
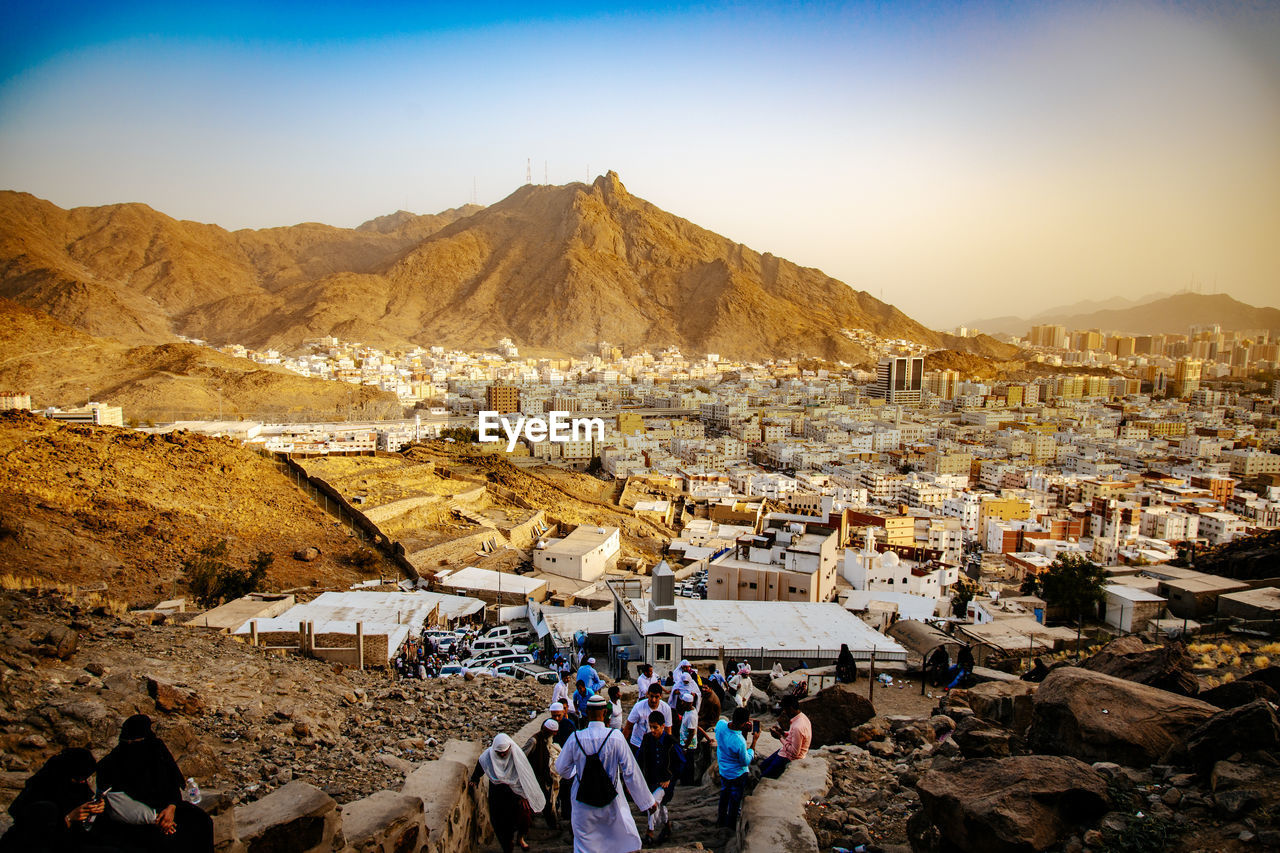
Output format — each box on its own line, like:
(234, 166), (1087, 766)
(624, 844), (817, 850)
(1, 1), (1278, 327)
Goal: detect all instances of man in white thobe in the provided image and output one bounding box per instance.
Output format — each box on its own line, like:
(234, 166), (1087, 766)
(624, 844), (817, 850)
(555, 693), (656, 853)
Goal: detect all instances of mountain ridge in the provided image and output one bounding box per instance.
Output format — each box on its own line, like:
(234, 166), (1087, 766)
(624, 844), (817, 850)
(969, 292), (1279, 337)
(0, 175), (1016, 362)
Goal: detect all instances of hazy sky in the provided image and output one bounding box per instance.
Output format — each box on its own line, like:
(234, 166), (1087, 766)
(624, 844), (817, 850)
(2, 1), (1277, 328)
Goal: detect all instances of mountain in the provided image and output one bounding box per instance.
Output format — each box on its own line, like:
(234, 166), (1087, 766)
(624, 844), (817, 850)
(1046, 293), (1280, 336)
(0, 298), (399, 421)
(969, 292), (1278, 338)
(0, 175), (999, 361)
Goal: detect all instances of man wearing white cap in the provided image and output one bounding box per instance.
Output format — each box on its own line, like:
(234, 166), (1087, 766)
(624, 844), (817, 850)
(548, 701), (575, 822)
(576, 656), (603, 696)
(555, 693), (656, 853)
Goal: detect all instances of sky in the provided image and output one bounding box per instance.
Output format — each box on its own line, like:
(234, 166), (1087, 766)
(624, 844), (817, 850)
(1, 1), (1278, 328)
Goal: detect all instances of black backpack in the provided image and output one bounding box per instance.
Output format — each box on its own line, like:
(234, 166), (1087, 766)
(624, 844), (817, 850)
(573, 730), (619, 808)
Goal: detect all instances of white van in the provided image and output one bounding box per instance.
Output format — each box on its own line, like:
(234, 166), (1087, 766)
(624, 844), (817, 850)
(471, 637), (512, 653)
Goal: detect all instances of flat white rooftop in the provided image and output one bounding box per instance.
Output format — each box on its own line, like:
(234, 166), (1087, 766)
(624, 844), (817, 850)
(1103, 584), (1166, 603)
(669, 599), (908, 660)
(233, 590), (484, 644)
(538, 525), (619, 557)
(436, 566), (547, 596)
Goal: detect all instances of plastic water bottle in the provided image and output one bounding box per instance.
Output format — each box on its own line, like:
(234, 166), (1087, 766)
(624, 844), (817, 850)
(182, 777), (202, 805)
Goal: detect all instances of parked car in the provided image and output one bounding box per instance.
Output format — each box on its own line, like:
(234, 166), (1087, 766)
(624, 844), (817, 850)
(513, 663), (558, 684)
(471, 637), (513, 653)
(463, 651), (534, 669)
(438, 664), (465, 678)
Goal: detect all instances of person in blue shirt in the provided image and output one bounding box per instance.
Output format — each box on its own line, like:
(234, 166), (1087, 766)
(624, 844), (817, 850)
(571, 680), (592, 727)
(576, 657), (603, 695)
(713, 707), (759, 828)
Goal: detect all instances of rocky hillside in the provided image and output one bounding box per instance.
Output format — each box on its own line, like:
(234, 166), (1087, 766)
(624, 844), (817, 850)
(0, 298), (400, 420)
(0, 412), (383, 603)
(0, 177), (1005, 361)
(0, 589), (548, 809)
(0, 191), (478, 346)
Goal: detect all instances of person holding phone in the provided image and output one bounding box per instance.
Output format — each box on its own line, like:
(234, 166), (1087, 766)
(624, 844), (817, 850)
(0, 748), (116, 853)
(713, 707), (759, 828)
(761, 694), (811, 779)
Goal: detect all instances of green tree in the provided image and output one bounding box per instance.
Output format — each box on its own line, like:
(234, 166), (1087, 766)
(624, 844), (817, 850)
(1022, 553), (1108, 646)
(182, 541), (272, 607)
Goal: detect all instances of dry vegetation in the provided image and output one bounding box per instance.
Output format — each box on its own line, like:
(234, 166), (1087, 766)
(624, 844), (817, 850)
(1190, 638), (1280, 687)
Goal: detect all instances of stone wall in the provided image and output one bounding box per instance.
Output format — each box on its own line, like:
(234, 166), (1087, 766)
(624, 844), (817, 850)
(730, 752), (831, 853)
(211, 739), (490, 853)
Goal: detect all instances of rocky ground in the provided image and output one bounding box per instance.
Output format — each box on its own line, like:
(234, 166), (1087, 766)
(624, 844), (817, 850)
(0, 413), (381, 604)
(798, 638), (1280, 853)
(0, 589), (548, 822)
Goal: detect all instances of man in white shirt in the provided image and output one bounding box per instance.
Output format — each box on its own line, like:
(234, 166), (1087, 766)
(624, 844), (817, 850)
(555, 694), (656, 853)
(551, 670), (573, 709)
(636, 663), (657, 697)
(623, 682), (672, 753)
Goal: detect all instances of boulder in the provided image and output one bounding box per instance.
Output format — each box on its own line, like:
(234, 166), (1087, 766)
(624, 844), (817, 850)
(293, 547), (321, 563)
(41, 626), (79, 660)
(235, 780), (342, 853)
(147, 678), (205, 716)
(1079, 636), (1199, 696)
(1184, 699), (1280, 772)
(953, 681), (1037, 733)
(951, 716), (1017, 759)
(1027, 667), (1219, 766)
(1200, 679), (1280, 710)
(914, 755), (1110, 853)
(797, 683), (875, 749)
(1242, 666), (1280, 694)
(340, 790), (424, 853)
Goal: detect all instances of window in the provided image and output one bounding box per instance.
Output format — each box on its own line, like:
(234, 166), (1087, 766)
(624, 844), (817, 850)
(716, 578), (723, 584)
(788, 586), (797, 594)
(748, 582), (758, 590)
(655, 643), (672, 662)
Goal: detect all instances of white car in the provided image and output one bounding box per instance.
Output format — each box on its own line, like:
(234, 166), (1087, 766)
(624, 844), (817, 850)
(438, 664), (465, 678)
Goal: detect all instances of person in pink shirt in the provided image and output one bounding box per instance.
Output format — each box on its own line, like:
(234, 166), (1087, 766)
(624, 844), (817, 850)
(761, 694), (811, 779)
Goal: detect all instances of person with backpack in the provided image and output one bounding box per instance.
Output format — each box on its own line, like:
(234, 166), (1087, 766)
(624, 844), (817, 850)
(637, 709), (686, 846)
(554, 694), (657, 853)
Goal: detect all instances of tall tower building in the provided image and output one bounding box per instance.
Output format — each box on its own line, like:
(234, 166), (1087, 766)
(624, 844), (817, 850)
(485, 383), (520, 414)
(870, 356), (923, 404)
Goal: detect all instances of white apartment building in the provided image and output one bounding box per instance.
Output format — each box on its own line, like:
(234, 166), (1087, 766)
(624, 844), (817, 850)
(1197, 511), (1247, 546)
(1139, 506), (1200, 541)
(533, 526), (621, 581)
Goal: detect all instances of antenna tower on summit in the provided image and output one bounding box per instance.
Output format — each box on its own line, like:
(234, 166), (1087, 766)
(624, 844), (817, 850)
(544, 161), (548, 185)
(526, 158), (532, 185)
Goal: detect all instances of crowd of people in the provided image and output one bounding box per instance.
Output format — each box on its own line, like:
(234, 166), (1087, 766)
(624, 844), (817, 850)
(471, 655), (812, 853)
(1, 715), (214, 853)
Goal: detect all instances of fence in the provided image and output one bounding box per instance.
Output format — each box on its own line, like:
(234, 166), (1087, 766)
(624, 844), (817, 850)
(253, 448), (420, 582)
(680, 645), (908, 672)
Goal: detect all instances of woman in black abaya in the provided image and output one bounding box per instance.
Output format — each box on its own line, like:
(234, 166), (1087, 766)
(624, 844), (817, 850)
(0, 748), (120, 853)
(94, 715), (213, 853)
(835, 643), (858, 683)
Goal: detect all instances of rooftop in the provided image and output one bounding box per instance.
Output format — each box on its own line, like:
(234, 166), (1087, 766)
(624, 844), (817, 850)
(668, 599), (908, 660)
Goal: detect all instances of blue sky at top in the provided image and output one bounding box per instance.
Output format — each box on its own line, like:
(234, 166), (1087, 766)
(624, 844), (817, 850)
(1, 1), (1277, 325)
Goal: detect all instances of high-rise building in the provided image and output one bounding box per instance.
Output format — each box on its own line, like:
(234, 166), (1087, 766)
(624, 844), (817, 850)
(1029, 324), (1067, 349)
(870, 357), (923, 404)
(485, 383), (520, 414)
(1170, 358), (1202, 399)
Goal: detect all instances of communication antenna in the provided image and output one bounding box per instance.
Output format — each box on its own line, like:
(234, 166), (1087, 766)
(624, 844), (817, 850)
(526, 158), (531, 185)
(472, 177), (477, 205)
(544, 160), (548, 185)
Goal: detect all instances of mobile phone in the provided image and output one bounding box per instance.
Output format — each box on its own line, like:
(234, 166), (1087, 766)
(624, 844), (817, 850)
(751, 720), (760, 734)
